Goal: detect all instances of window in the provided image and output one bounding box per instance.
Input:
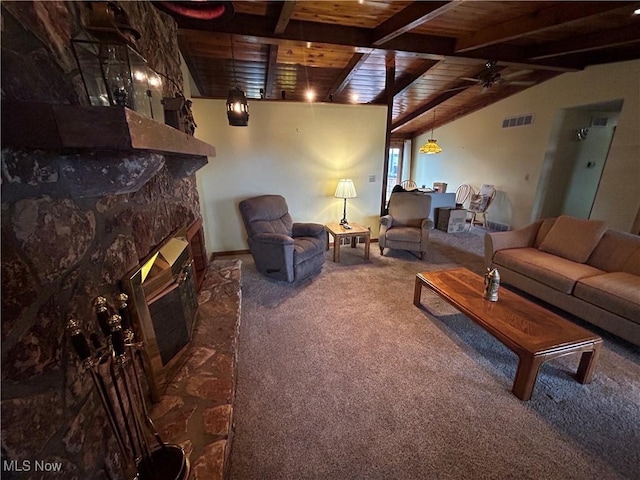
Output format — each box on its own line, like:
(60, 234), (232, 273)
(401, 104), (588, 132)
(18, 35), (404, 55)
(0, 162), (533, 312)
(385, 147), (401, 204)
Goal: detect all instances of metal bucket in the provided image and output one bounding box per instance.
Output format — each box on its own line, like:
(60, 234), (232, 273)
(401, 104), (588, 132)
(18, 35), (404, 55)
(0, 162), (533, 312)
(137, 444), (189, 480)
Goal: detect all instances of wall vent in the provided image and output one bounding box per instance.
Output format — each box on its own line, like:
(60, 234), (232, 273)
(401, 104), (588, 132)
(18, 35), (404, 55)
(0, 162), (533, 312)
(502, 114), (534, 129)
(487, 221), (511, 232)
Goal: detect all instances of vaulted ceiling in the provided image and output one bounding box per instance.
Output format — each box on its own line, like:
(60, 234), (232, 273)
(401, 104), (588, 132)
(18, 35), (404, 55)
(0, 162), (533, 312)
(166, 1), (640, 139)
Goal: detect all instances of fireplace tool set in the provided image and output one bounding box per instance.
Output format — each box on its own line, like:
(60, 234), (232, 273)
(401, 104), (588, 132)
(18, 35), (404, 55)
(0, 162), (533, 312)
(66, 294), (189, 480)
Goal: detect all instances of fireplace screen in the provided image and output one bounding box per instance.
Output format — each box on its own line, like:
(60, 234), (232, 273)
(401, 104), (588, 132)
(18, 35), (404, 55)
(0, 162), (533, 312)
(148, 280), (196, 366)
(123, 226), (199, 401)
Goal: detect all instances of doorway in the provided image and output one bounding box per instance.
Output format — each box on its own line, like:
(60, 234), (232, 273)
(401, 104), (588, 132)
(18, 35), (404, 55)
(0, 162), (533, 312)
(383, 138), (412, 210)
(532, 99), (623, 221)
(385, 145), (402, 205)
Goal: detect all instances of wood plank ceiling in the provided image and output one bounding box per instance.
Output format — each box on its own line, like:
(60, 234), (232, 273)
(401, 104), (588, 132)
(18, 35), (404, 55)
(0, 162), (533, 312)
(169, 1), (640, 139)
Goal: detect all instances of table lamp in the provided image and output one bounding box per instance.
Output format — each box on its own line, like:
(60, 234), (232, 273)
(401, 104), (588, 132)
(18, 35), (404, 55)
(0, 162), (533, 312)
(334, 179), (357, 225)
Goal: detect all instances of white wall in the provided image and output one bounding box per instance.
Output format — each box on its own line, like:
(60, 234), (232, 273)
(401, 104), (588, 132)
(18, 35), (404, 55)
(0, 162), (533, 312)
(412, 60), (640, 231)
(192, 99), (387, 253)
(537, 108), (618, 220)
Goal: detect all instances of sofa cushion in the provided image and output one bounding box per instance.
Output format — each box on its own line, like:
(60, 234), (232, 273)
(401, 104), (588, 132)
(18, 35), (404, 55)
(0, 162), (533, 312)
(386, 226), (422, 242)
(239, 195), (293, 237)
(533, 217), (557, 248)
(388, 192), (431, 228)
(293, 236), (326, 265)
(575, 272), (640, 324)
(623, 248), (640, 276)
(538, 216), (607, 263)
(588, 230), (640, 273)
(493, 248), (605, 294)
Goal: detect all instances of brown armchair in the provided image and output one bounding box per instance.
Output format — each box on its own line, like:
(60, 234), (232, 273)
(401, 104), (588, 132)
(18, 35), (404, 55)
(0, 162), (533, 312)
(379, 192), (433, 259)
(239, 195), (326, 282)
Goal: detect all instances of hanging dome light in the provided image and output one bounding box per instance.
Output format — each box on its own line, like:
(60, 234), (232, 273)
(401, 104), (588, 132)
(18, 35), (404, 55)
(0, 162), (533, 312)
(419, 139), (442, 154)
(419, 110), (442, 154)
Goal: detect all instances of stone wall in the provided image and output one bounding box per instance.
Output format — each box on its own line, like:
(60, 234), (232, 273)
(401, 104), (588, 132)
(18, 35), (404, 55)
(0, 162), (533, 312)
(1, 0), (183, 104)
(1, 2), (204, 479)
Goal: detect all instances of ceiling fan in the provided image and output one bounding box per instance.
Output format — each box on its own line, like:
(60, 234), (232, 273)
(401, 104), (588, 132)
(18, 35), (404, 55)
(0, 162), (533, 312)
(452, 61), (535, 93)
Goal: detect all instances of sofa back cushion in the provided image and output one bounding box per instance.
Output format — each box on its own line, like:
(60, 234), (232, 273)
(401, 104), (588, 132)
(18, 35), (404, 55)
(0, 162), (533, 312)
(623, 248), (640, 276)
(239, 194), (293, 238)
(538, 215), (607, 263)
(533, 217), (558, 248)
(588, 229), (640, 273)
(388, 192), (432, 228)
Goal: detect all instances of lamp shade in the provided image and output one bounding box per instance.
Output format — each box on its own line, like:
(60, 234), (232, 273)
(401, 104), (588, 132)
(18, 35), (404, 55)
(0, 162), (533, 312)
(334, 179), (357, 199)
(419, 139), (442, 155)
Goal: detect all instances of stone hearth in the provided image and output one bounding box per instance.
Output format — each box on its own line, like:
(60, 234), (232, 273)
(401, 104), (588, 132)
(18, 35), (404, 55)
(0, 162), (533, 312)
(148, 258), (242, 480)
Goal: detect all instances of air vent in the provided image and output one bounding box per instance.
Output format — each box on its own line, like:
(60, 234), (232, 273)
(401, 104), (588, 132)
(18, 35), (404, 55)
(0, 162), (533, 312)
(502, 114), (534, 129)
(591, 117), (608, 127)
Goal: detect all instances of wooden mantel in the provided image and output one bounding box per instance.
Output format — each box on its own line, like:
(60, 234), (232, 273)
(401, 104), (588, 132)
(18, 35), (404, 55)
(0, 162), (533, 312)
(1, 101), (216, 199)
(1, 101), (216, 158)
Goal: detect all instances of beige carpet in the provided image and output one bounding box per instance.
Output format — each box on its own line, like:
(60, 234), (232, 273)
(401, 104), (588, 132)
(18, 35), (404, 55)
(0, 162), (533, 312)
(229, 229), (640, 479)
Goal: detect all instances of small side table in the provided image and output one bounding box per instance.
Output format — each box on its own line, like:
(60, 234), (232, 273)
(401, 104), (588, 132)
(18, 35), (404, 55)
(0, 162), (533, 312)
(324, 222), (371, 263)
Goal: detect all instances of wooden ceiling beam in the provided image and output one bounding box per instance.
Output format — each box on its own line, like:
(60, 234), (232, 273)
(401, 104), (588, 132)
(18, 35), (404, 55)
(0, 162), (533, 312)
(264, 44), (279, 98)
(393, 59), (440, 96)
(274, 1), (296, 35)
(177, 14), (372, 49)
(469, 49), (580, 72)
(455, 2), (634, 53)
(389, 63), (488, 131)
(371, 59), (440, 104)
(176, 14), (456, 58)
(324, 52), (371, 101)
(372, 1), (457, 46)
(382, 34), (577, 72)
(440, 74), (560, 135)
(527, 24), (640, 61)
(402, 69), (561, 136)
(549, 43), (640, 67)
(177, 13), (576, 72)
(390, 81), (471, 132)
(382, 51), (396, 217)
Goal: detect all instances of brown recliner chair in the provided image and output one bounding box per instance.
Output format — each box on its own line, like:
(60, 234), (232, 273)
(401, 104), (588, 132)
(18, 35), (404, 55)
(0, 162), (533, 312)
(379, 192), (433, 259)
(239, 195), (326, 282)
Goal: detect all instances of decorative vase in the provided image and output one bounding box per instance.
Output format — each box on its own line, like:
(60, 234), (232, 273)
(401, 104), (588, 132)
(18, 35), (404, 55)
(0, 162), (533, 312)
(483, 268), (500, 301)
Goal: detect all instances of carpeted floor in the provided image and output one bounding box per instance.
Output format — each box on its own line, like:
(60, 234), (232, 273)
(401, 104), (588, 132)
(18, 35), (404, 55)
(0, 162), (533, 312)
(229, 228), (640, 480)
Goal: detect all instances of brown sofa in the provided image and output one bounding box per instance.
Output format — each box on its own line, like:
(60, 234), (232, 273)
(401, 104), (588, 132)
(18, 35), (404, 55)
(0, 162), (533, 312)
(485, 216), (640, 346)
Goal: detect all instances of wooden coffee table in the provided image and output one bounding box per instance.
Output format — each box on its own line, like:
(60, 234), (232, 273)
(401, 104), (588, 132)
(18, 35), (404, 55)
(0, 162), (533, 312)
(413, 267), (602, 401)
(324, 222), (370, 263)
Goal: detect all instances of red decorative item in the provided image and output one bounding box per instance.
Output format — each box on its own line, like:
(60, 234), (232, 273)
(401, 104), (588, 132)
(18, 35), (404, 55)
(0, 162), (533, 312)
(156, 1), (234, 21)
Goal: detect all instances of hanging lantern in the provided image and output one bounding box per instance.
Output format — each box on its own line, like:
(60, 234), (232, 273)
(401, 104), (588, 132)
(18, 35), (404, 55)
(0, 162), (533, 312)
(225, 33), (249, 127)
(71, 32), (165, 124)
(226, 87), (249, 127)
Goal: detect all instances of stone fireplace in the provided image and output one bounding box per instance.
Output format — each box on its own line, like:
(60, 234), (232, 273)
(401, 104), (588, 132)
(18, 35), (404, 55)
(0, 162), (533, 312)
(1, 2), (216, 479)
(123, 219), (206, 402)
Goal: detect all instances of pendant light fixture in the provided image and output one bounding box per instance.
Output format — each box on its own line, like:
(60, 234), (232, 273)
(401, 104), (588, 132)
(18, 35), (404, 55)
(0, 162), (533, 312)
(419, 110), (442, 154)
(226, 34), (249, 126)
